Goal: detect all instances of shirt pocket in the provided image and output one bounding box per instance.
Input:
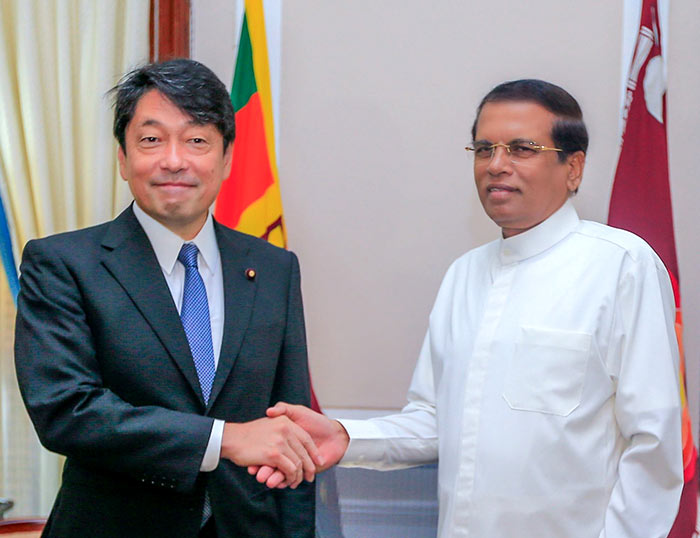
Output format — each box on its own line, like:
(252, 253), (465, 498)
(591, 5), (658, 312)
(502, 326), (592, 417)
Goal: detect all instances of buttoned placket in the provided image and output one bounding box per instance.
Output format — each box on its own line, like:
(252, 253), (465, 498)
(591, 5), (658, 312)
(451, 258), (518, 537)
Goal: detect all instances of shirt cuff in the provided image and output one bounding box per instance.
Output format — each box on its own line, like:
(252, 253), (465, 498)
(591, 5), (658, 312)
(200, 419), (224, 472)
(336, 418), (386, 466)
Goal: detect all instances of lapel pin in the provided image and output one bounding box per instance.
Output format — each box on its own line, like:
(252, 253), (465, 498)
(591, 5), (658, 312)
(246, 268), (256, 280)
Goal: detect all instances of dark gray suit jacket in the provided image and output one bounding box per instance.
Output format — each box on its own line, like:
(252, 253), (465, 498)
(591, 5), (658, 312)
(14, 206), (314, 537)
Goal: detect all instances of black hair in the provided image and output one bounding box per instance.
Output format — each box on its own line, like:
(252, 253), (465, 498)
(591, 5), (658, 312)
(471, 79), (588, 163)
(110, 58), (235, 154)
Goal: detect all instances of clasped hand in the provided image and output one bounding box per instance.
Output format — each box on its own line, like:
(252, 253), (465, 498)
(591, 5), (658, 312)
(220, 415), (323, 489)
(246, 402), (351, 488)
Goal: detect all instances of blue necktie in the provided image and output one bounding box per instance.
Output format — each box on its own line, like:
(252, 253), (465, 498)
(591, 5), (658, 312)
(178, 244), (215, 526)
(178, 243), (216, 404)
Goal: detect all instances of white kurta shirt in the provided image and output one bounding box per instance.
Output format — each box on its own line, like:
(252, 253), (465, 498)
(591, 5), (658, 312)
(340, 201), (683, 538)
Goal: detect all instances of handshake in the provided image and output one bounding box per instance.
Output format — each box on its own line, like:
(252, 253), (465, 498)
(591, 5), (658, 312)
(220, 403), (349, 489)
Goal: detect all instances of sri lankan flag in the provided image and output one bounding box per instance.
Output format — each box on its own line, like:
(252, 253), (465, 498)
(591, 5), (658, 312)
(610, 1), (696, 535)
(215, 0), (285, 247)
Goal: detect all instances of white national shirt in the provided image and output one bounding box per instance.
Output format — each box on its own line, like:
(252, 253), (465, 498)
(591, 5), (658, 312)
(339, 200), (683, 538)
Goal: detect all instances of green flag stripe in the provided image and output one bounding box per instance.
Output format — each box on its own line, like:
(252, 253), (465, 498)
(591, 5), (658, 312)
(231, 13), (257, 111)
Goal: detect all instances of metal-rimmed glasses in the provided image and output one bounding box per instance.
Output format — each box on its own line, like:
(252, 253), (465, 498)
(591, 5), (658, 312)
(465, 139), (562, 163)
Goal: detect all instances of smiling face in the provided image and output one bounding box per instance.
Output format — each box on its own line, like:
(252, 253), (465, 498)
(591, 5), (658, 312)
(472, 101), (584, 238)
(118, 90), (232, 240)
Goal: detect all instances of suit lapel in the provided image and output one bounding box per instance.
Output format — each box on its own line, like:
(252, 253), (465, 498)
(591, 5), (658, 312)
(99, 207), (204, 404)
(207, 223), (257, 409)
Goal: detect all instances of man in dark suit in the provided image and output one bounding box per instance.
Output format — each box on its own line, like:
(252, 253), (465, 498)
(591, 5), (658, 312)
(14, 59), (318, 537)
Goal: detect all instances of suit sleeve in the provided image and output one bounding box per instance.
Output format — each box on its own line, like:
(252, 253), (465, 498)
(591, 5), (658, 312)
(14, 238), (213, 493)
(271, 252), (315, 538)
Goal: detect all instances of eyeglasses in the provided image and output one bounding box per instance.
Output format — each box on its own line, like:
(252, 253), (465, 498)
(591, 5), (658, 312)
(465, 139), (562, 163)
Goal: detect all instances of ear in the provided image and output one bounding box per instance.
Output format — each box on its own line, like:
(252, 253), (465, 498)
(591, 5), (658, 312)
(222, 142), (233, 178)
(117, 146), (128, 181)
(565, 151), (585, 193)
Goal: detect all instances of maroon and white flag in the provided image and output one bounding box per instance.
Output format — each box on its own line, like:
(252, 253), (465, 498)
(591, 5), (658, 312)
(609, 1), (697, 536)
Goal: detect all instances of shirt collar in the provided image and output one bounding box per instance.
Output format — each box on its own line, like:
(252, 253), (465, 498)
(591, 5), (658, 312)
(132, 202), (219, 275)
(498, 200), (580, 265)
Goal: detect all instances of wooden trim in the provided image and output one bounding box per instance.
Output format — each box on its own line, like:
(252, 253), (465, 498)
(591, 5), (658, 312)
(149, 0), (156, 61)
(149, 0), (191, 61)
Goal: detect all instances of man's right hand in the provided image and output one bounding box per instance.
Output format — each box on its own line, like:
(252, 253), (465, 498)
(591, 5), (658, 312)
(221, 416), (322, 489)
(248, 402), (350, 488)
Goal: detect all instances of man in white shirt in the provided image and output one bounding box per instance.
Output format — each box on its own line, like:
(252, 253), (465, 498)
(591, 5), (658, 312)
(15, 59), (319, 538)
(255, 79), (684, 537)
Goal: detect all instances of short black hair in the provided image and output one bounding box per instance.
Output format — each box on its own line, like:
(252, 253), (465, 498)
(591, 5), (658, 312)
(471, 79), (588, 162)
(110, 59), (235, 154)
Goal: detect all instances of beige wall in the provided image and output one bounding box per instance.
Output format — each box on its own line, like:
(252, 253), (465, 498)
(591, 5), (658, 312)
(194, 2), (700, 439)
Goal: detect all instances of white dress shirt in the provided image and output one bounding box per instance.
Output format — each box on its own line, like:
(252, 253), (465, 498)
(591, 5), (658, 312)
(340, 200), (683, 538)
(133, 202), (224, 472)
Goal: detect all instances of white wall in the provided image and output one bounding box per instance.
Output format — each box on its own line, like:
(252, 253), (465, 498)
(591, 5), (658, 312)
(193, 1), (700, 440)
